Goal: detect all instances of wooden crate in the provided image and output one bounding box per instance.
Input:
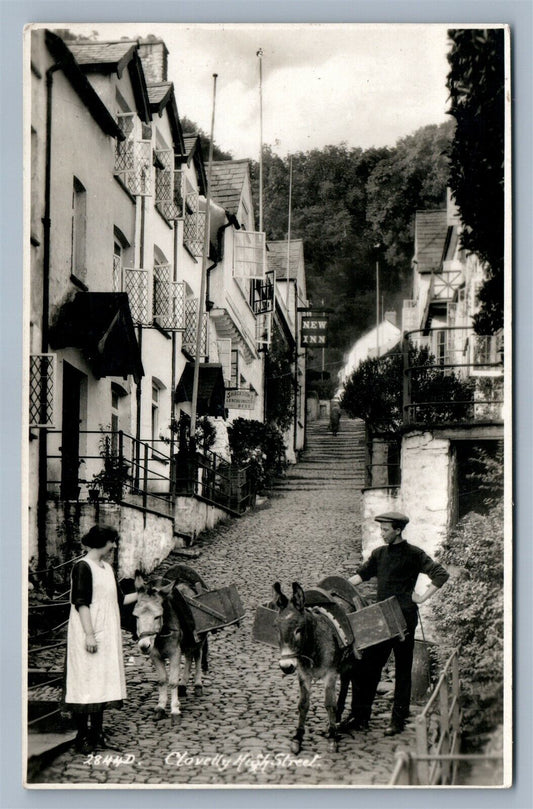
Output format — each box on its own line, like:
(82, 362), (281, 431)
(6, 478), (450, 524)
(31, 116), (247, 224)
(252, 604), (279, 648)
(348, 597), (407, 651)
(252, 596), (407, 652)
(185, 585), (245, 635)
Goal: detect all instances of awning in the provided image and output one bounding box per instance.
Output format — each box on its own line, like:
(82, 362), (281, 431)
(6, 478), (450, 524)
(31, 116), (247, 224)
(49, 292), (144, 382)
(175, 362), (225, 417)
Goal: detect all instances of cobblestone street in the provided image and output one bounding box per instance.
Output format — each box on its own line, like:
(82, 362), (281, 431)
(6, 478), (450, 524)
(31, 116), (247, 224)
(36, 417), (418, 787)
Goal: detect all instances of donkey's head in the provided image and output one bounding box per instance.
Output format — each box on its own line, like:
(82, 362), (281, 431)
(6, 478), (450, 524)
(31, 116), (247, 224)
(132, 570), (172, 655)
(272, 582), (311, 675)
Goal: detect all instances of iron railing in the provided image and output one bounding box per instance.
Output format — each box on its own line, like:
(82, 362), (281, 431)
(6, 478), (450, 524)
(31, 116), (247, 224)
(402, 328), (504, 426)
(386, 647), (503, 786)
(45, 430), (251, 516)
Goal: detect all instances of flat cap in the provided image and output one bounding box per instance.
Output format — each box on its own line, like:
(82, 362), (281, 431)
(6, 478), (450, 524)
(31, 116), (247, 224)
(374, 511), (409, 526)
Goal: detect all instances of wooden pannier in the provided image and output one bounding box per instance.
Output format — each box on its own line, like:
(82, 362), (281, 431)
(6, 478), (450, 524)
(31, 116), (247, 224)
(252, 596), (407, 653)
(184, 585), (245, 635)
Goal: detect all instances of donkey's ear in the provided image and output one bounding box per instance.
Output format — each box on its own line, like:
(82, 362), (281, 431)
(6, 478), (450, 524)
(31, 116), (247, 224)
(134, 570), (146, 592)
(272, 582), (289, 611)
(291, 582), (305, 612)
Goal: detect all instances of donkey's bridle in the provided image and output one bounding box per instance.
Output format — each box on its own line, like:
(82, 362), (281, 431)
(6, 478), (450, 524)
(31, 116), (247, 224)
(279, 651), (315, 667)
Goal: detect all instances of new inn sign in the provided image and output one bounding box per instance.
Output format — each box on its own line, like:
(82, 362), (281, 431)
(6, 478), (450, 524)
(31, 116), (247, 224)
(300, 316), (328, 347)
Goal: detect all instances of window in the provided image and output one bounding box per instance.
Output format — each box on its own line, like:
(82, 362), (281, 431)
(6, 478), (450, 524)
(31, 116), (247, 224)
(230, 349), (239, 389)
(151, 383), (160, 447)
(233, 230), (266, 279)
(113, 241), (122, 292)
(183, 177), (205, 256)
(155, 149), (183, 220)
(110, 383), (126, 456)
(71, 177), (87, 284)
(115, 112), (152, 196)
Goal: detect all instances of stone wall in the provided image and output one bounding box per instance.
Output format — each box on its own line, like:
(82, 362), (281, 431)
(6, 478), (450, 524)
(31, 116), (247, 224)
(401, 430), (451, 560)
(174, 496), (227, 538)
(361, 486), (401, 559)
(44, 500), (176, 579)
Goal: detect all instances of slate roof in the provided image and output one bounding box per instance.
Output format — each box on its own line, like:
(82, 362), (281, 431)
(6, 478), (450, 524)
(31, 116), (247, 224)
(267, 239), (304, 280)
(414, 210), (448, 273)
(69, 41), (137, 74)
(209, 160), (250, 216)
(183, 134), (200, 156)
(147, 81), (173, 109)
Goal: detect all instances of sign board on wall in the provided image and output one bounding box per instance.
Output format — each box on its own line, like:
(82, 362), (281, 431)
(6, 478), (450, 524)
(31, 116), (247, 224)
(301, 315), (328, 347)
(225, 389), (256, 409)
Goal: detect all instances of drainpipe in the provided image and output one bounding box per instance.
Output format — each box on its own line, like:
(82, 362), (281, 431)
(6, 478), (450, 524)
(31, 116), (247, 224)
(37, 63), (60, 573)
(293, 280), (298, 456)
(170, 218), (179, 468)
(134, 196), (146, 484)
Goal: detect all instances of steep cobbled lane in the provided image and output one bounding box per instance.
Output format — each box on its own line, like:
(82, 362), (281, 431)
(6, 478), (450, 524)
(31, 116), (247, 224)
(38, 417), (416, 787)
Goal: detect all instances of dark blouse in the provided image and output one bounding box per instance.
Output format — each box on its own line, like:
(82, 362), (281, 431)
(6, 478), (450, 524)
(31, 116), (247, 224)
(356, 541), (449, 612)
(70, 559), (124, 611)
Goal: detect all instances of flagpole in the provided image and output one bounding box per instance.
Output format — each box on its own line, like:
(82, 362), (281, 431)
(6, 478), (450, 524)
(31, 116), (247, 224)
(257, 49), (264, 233)
(191, 73), (218, 439)
(286, 154), (293, 312)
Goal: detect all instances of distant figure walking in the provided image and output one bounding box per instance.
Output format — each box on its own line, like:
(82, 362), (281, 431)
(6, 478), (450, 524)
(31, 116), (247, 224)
(330, 403), (341, 436)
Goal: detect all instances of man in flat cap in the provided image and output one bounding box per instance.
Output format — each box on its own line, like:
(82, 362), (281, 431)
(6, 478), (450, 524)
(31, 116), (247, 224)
(344, 511), (449, 736)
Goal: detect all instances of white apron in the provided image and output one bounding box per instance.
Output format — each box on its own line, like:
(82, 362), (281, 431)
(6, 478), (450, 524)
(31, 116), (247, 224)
(65, 558), (126, 706)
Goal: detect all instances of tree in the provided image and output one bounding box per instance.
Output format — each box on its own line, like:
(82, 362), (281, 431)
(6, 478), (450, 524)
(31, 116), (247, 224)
(180, 116), (233, 162)
(446, 28), (505, 334)
(340, 342), (475, 435)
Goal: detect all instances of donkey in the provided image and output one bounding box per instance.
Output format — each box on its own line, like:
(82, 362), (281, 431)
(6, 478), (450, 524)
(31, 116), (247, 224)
(133, 570), (207, 721)
(272, 581), (356, 753)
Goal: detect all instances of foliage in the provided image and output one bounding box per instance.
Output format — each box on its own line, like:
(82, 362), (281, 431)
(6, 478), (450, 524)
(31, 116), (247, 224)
(227, 418), (287, 492)
(265, 330), (295, 432)
(447, 28), (505, 334)
(250, 124), (453, 372)
(340, 342), (475, 435)
(180, 116), (233, 162)
(91, 433), (130, 502)
(194, 416), (217, 453)
(432, 502), (504, 743)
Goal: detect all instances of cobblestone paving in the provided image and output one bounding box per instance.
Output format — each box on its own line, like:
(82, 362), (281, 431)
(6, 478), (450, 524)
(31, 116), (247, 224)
(36, 418), (417, 787)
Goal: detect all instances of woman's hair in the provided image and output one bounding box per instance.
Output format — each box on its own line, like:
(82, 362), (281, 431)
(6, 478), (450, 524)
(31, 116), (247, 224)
(81, 524), (119, 549)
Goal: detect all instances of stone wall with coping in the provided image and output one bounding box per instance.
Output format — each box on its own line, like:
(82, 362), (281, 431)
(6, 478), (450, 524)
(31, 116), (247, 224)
(44, 494), (229, 581)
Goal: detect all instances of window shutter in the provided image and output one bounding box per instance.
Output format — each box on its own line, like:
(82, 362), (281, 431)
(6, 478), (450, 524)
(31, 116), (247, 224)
(217, 339), (232, 387)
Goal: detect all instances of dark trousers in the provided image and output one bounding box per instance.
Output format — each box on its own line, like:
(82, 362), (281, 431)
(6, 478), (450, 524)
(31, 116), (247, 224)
(351, 609), (418, 727)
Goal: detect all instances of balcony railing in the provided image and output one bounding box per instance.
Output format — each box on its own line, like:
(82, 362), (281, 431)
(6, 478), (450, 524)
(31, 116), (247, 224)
(403, 328), (504, 426)
(45, 430), (251, 517)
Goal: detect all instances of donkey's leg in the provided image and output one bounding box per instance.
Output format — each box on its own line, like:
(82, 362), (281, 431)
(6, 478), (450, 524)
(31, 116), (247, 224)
(193, 645), (203, 696)
(179, 651), (192, 697)
(325, 671), (339, 752)
(151, 652), (168, 720)
(291, 671), (310, 755)
(168, 646), (182, 722)
(337, 671), (350, 722)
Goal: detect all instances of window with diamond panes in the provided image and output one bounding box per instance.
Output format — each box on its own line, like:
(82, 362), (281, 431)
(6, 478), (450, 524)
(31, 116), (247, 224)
(183, 179), (205, 257)
(124, 268), (150, 325)
(155, 150), (183, 220)
(115, 114), (152, 196)
(182, 298), (207, 357)
(153, 264), (185, 330)
(233, 230), (266, 278)
(29, 354), (55, 427)
(113, 244), (122, 292)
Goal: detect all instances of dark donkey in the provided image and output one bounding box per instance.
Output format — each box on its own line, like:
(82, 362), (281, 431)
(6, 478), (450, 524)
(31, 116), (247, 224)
(133, 567), (208, 721)
(272, 581), (357, 753)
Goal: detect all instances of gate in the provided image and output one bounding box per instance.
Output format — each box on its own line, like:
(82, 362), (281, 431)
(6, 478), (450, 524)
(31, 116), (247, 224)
(389, 648), (503, 785)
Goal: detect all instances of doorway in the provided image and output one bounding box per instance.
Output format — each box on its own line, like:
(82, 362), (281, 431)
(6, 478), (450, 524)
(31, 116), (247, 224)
(61, 362), (86, 499)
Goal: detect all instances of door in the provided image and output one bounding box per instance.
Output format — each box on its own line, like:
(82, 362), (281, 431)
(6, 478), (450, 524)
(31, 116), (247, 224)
(61, 362), (83, 499)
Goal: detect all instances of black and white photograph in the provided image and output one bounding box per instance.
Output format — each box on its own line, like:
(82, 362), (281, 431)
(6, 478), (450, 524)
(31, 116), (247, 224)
(23, 21), (511, 789)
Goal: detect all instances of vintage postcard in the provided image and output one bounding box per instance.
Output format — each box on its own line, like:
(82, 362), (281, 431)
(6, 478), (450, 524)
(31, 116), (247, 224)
(23, 22), (511, 789)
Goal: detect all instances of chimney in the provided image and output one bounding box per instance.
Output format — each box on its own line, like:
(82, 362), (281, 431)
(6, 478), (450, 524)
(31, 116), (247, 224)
(137, 39), (169, 83)
(385, 310), (397, 327)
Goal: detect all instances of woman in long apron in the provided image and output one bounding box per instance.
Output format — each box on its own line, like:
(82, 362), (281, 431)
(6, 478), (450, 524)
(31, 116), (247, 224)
(64, 525), (137, 754)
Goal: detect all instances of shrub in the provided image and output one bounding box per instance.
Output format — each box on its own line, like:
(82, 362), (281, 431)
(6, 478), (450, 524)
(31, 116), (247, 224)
(432, 446), (505, 745)
(227, 418), (287, 492)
